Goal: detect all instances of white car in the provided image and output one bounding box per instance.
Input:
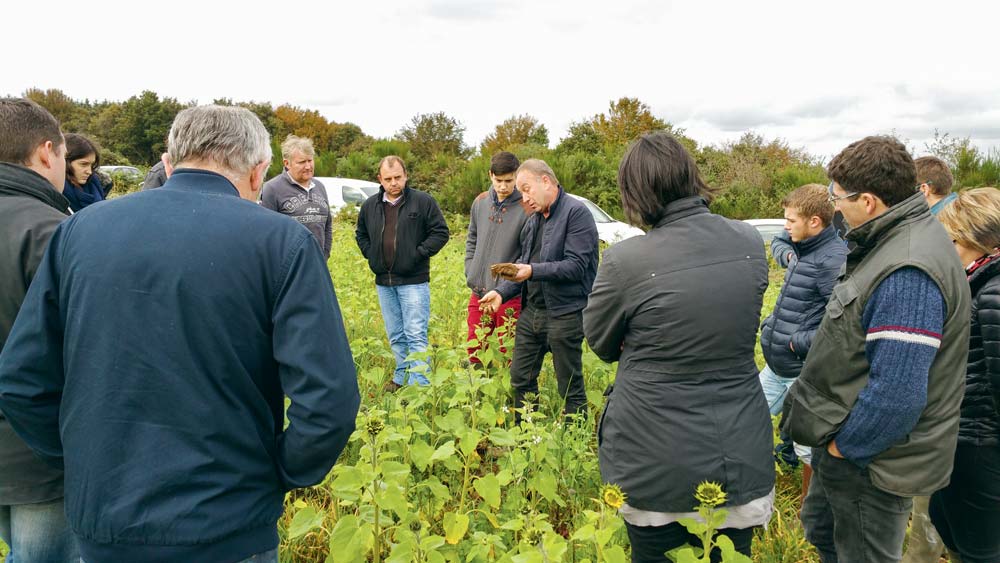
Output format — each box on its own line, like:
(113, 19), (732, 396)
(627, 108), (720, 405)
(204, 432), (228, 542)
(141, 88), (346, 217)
(97, 165), (142, 180)
(567, 194), (644, 245)
(743, 219), (786, 243)
(314, 177), (381, 212)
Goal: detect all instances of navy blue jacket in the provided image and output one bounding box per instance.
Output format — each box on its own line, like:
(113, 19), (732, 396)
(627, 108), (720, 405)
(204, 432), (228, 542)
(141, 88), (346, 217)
(0, 169), (360, 563)
(760, 225), (848, 378)
(497, 188), (599, 316)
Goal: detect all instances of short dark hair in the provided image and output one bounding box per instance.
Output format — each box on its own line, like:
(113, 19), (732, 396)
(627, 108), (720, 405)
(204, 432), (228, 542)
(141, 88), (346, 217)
(489, 151), (520, 176)
(0, 97), (63, 166)
(914, 156), (954, 196)
(781, 183), (834, 227)
(617, 131), (716, 227)
(65, 133), (101, 175)
(827, 136), (916, 207)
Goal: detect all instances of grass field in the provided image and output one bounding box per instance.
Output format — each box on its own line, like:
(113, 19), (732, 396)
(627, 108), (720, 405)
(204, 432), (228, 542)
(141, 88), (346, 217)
(4, 220), (816, 562)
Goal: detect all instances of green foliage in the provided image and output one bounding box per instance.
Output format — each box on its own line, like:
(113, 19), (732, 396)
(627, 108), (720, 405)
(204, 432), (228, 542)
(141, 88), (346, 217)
(702, 133), (828, 219)
(480, 114), (550, 155)
(269, 223), (822, 563)
(396, 112), (470, 160)
(954, 145), (1000, 188)
(97, 91), (185, 165)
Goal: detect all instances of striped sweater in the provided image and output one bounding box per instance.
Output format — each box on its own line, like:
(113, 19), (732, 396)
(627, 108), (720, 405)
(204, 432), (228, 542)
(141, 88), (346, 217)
(835, 267), (946, 466)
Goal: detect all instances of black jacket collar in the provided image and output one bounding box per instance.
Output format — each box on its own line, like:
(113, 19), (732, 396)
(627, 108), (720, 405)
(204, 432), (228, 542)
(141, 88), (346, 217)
(0, 162), (70, 214)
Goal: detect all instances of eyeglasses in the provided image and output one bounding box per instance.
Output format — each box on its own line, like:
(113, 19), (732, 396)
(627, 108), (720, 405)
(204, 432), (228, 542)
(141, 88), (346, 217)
(915, 180), (933, 192)
(827, 182), (859, 204)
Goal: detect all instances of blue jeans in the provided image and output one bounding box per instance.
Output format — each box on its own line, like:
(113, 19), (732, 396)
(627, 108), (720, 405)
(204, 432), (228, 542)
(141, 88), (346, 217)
(801, 447), (912, 563)
(0, 498), (78, 563)
(758, 364), (796, 416)
(81, 547), (277, 563)
(376, 283), (431, 385)
(759, 365), (812, 464)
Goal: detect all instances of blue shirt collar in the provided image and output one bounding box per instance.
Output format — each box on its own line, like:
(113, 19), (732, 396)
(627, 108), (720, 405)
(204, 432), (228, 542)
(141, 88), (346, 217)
(161, 168), (241, 197)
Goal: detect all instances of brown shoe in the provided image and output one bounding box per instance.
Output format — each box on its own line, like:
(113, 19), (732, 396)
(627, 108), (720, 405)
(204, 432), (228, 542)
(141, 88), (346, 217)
(384, 381), (402, 393)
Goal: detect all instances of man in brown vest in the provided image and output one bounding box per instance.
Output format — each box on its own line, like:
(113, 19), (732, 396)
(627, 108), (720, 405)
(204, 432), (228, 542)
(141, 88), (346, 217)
(785, 136), (971, 563)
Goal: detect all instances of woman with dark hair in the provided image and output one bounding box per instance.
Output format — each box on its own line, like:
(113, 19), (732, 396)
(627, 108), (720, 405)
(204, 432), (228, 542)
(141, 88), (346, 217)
(63, 133), (110, 212)
(929, 187), (1000, 563)
(584, 132), (774, 562)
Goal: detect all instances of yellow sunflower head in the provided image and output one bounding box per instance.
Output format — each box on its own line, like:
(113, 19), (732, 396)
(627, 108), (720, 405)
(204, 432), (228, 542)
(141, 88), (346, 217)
(694, 481), (727, 508)
(601, 483), (627, 510)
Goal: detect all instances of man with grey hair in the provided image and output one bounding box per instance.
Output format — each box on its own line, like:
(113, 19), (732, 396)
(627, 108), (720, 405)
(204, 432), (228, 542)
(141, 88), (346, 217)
(480, 159), (599, 420)
(0, 97), (77, 562)
(261, 135), (332, 258)
(0, 105), (360, 563)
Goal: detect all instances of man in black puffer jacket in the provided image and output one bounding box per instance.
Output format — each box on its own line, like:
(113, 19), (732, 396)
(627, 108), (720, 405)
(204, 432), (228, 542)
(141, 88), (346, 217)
(759, 184), (847, 474)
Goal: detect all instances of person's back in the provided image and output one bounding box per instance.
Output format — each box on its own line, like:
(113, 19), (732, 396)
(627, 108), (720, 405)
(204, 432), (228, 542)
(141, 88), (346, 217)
(584, 132), (773, 560)
(588, 195), (773, 508)
(603, 202), (767, 373)
(0, 106), (359, 563)
(67, 175), (352, 557)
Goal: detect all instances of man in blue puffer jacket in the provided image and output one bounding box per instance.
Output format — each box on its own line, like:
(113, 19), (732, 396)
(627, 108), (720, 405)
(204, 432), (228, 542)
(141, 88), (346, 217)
(759, 184), (848, 477)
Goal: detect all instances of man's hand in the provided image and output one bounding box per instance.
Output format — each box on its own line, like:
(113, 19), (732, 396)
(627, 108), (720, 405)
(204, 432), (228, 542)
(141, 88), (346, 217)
(827, 439), (844, 459)
(789, 341), (795, 353)
(511, 264), (532, 282)
(479, 291), (502, 315)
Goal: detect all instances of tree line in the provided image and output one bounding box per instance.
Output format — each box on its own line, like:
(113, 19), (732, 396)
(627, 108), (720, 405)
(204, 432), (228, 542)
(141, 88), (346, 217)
(22, 88), (999, 219)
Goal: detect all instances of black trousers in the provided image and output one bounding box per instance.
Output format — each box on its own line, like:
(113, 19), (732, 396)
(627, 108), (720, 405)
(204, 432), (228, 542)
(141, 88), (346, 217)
(625, 521), (755, 563)
(509, 306), (588, 417)
(929, 444), (1000, 563)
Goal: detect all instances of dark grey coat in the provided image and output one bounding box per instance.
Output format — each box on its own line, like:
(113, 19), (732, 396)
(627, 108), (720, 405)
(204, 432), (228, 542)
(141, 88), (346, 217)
(583, 196), (774, 512)
(0, 162), (70, 504)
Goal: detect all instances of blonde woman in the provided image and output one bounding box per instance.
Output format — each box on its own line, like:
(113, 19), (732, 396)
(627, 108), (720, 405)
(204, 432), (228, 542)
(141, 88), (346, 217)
(931, 187), (1000, 563)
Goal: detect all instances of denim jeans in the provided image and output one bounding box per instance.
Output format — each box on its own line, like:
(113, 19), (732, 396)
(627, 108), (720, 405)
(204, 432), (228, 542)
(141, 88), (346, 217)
(759, 365), (812, 465)
(0, 498), (78, 563)
(758, 364), (796, 416)
(81, 547), (277, 563)
(801, 447), (912, 563)
(509, 306), (587, 417)
(377, 282), (431, 385)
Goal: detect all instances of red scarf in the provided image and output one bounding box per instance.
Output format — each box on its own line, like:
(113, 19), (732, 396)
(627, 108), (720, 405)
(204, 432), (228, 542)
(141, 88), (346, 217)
(967, 249), (1000, 280)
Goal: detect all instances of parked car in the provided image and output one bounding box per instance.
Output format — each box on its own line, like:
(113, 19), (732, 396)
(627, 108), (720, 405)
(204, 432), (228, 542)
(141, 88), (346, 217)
(314, 177), (381, 212)
(97, 165), (142, 180)
(567, 194), (644, 245)
(743, 218), (786, 243)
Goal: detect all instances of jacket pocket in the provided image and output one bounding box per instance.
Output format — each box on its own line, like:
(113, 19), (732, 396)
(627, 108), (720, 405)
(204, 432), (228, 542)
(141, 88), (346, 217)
(785, 377), (851, 447)
(825, 280), (860, 319)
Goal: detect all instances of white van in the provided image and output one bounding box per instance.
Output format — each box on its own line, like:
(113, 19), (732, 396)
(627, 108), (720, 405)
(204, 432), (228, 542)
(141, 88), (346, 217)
(315, 177), (381, 212)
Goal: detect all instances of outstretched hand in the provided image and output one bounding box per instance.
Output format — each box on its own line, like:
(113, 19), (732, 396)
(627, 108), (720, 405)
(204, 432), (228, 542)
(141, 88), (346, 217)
(479, 291), (502, 315)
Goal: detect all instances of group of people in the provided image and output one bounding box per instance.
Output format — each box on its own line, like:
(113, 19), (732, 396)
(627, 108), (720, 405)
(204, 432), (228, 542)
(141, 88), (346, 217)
(0, 95), (996, 563)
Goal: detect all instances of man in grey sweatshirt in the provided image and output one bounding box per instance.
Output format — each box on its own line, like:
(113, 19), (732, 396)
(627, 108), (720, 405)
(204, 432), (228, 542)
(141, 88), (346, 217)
(260, 135), (332, 258)
(464, 152), (531, 365)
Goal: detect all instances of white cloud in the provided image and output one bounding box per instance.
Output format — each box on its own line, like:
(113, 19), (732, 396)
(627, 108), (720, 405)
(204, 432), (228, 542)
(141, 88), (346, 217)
(2, 0), (998, 161)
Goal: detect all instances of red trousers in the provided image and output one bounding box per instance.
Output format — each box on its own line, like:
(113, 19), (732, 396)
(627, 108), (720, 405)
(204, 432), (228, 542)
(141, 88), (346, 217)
(467, 293), (521, 364)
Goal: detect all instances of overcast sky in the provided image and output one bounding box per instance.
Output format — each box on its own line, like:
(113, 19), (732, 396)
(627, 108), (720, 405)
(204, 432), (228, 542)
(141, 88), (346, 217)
(3, 0), (997, 161)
